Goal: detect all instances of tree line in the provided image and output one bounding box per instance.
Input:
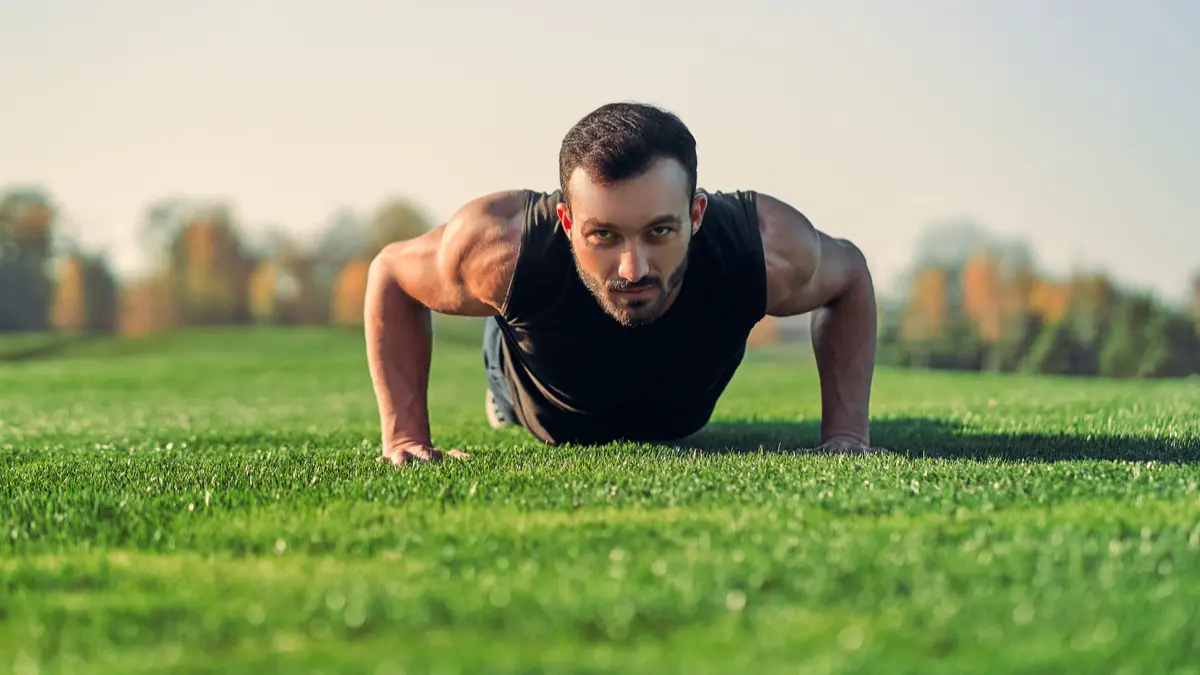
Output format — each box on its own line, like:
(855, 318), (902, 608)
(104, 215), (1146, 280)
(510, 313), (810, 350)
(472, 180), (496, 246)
(3, 187), (1199, 378)
(875, 221), (1200, 379)
(0, 186), (431, 337)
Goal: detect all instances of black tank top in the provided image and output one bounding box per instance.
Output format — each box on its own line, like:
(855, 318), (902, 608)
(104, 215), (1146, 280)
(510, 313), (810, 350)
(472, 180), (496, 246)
(496, 188), (767, 445)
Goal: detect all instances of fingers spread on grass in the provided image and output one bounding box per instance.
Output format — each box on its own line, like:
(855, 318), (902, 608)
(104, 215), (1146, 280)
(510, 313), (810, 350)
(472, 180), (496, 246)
(378, 447), (469, 466)
(817, 443), (888, 456)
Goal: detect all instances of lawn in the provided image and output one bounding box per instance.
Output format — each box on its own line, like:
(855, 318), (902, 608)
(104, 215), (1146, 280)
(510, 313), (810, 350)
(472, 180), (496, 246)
(2, 321), (1199, 674)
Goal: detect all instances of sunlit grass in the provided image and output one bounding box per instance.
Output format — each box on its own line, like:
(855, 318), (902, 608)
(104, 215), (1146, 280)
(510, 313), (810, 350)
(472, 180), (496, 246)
(3, 323), (1199, 673)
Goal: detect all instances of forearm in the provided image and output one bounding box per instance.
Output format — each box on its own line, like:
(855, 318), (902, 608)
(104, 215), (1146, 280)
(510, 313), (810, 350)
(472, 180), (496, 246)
(364, 259), (433, 448)
(810, 267), (877, 444)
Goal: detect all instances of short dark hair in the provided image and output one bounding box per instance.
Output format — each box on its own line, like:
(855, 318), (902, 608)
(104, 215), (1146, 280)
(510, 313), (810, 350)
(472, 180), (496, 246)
(558, 102), (698, 205)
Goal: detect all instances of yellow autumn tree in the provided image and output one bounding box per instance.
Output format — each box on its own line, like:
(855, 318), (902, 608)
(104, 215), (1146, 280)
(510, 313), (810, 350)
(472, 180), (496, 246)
(747, 316), (779, 347)
(1029, 278), (1070, 323)
(331, 259), (371, 327)
(247, 260), (280, 324)
(900, 266), (950, 342)
(120, 276), (179, 336)
(48, 251), (119, 334)
(177, 212), (250, 325)
(51, 254), (87, 332)
(961, 250), (1002, 342)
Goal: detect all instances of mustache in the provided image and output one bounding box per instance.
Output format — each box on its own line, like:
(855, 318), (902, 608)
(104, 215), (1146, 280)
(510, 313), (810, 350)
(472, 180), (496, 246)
(606, 276), (662, 292)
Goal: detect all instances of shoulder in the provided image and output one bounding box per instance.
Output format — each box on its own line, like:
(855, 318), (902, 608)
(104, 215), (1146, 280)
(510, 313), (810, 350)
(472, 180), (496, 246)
(752, 192), (870, 316)
(370, 189), (532, 314)
(440, 189), (529, 257)
(755, 193), (822, 298)
(439, 189), (531, 311)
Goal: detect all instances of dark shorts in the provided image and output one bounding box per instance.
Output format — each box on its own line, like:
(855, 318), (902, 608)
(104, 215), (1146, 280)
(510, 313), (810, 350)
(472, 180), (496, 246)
(482, 316), (518, 422)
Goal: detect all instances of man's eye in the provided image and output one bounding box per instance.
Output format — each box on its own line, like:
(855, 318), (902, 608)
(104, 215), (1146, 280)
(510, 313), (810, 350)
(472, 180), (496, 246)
(651, 227), (671, 236)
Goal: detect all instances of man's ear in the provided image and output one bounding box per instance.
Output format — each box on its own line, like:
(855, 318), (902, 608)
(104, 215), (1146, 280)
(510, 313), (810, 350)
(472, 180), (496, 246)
(556, 202), (571, 232)
(690, 192), (708, 235)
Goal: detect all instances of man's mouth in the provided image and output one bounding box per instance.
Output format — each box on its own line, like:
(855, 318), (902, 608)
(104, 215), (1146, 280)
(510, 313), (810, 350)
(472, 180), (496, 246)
(612, 286), (656, 297)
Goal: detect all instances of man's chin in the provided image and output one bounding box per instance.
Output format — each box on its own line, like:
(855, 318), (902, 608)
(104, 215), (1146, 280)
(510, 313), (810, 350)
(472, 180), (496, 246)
(606, 300), (663, 327)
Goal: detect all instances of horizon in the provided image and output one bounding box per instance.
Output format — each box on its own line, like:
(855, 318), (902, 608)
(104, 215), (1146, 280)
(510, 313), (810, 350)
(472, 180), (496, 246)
(2, 0), (1196, 304)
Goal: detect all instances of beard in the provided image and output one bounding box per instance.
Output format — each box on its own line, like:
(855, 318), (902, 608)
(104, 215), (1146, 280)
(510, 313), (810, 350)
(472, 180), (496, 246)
(572, 245), (690, 328)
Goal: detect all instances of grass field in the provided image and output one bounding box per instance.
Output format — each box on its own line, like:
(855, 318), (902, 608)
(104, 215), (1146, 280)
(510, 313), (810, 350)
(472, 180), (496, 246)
(3, 320), (1199, 674)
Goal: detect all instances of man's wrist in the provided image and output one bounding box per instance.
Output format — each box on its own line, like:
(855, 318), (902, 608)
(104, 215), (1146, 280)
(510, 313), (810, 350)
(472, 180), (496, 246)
(383, 430), (433, 451)
(820, 428), (870, 446)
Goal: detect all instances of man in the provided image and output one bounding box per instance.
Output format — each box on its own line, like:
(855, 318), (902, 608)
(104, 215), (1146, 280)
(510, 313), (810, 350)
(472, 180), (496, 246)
(364, 102), (879, 465)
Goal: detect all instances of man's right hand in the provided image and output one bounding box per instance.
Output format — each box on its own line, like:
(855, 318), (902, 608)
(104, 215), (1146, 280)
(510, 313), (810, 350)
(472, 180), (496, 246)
(378, 441), (470, 466)
(363, 190), (525, 468)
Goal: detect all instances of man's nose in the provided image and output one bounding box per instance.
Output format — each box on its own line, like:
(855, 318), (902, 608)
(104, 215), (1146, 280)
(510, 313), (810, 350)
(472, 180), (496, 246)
(618, 245), (649, 282)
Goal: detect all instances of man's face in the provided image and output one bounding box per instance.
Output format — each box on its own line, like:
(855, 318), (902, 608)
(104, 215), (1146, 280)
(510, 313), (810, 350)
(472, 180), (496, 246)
(557, 157), (706, 327)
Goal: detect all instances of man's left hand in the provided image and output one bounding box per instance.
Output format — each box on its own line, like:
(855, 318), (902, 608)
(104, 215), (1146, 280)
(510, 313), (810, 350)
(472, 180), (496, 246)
(817, 434), (888, 455)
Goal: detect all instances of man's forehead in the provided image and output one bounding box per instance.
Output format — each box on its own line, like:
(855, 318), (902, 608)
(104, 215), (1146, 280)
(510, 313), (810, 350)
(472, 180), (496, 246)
(565, 163), (691, 224)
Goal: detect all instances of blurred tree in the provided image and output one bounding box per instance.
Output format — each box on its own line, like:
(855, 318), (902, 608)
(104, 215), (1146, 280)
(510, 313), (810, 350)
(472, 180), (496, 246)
(875, 320), (909, 367)
(898, 266), (950, 368)
(1097, 294), (1156, 378)
(311, 208), (368, 320)
(82, 255), (119, 333)
(370, 198), (432, 254)
(931, 315), (986, 370)
(247, 261), (282, 324)
(246, 227), (323, 325)
(0, 188), (55, 332)
(1029, 278), (1070, 323)
(179, 206), (251, 325)
(1021, 319), (1089, 376)
(49, 231), (120, 334)
(139, 198), (191, 270)
(119, 277), (177, 336)
(906, 220), (1035, 313)
(961, 250), (1002, 342)
(1137, 307), (1200, 378)
(313, 208), (368, 258)
(51, 254), (87, 332)
(317, 198), (431, 329)
(1063, 273), (1118, 352)
(746, 316), (778, 347)
(136, 199), (252, 328)
(331, 260), (371, 327)
(1191, 271), (1200, 333)
(900, 267), (949, 341)
(962, 249), (1036, 352)
(984, 313), (1044, 373)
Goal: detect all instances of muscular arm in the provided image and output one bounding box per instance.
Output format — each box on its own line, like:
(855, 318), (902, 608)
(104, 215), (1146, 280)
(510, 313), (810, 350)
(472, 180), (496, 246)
(364, 190), (525, 463)
(757, 194), (878, 449)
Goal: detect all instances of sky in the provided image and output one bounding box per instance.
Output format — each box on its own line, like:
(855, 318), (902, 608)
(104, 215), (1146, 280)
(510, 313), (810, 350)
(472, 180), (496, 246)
(1, 0), (1197, 303)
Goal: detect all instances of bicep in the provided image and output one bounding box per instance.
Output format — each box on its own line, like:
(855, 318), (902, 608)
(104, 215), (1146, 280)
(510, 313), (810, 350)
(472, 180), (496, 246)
(758, 194), (870, 317)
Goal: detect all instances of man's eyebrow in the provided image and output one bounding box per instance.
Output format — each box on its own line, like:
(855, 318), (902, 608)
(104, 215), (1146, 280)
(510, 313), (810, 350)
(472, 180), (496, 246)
(582, 214), (682, 230)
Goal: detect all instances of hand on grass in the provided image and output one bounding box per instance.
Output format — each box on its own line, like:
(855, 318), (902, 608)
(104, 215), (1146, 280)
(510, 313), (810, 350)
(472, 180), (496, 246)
(378, 441), (469, 466)
(817, 434), (887, 455)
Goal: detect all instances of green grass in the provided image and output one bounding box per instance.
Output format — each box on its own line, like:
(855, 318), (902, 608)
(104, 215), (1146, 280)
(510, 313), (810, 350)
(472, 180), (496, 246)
(2, 321), (1199, 674)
